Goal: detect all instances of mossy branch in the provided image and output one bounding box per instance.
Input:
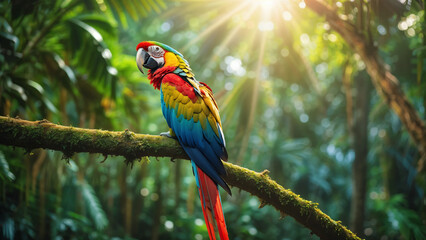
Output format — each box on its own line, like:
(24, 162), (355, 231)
(0, 116), (361, 240)
(0, 116), (186, 161)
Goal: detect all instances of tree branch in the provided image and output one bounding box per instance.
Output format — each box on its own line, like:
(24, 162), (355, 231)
(305, 0), (426, 165)
(0, 116), (360, 240)
(0, 116), (187, 160)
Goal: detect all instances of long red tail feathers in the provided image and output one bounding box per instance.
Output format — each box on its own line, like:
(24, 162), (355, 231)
(195, 166), (229, 240)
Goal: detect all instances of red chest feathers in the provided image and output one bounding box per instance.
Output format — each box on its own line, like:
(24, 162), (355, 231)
(162, 74), (197, 101)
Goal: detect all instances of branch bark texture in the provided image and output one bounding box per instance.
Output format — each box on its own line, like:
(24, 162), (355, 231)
(305, 0), (426, 160)
(0, 116), (360, 240)
(0, 116), (187, 160)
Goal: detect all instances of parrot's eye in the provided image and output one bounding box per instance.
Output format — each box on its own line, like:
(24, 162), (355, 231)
(149, 45), (164, 58)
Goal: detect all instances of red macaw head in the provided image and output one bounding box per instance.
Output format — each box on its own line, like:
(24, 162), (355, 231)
(136, 41), (185, 74)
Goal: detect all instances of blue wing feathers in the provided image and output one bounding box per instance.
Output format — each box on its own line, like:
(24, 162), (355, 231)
(160, 84), (231, 195)
(187, 147), (230, 194)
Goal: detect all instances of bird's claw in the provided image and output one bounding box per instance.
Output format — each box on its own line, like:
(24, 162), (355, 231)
(160, 131), (177, 139)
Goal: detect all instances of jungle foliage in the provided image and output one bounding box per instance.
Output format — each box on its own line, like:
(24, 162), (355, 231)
(0, 0), (425, 239)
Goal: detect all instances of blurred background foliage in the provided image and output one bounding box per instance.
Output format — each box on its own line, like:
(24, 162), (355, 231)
(0, 0), (425, 239)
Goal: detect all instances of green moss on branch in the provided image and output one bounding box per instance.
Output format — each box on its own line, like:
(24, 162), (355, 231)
(223, 162), (361, 240)
(0, 116), (187, 160)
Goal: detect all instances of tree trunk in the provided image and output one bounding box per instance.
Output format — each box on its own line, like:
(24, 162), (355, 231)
(350, 73), (371, 236)
(305, 0), (426, 166)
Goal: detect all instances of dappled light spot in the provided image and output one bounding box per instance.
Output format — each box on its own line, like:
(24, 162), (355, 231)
(323, 23), (330, 30)
(258, 20), (274, 32)
(299, 113), (309, 123)
(300, 33), (310, 45)
(151, 193), (159, 201)
(315, 62), (328, 74)
(406, 28), (415, 37)
(364, 228), (373, 236)
(321, 119), (330, 128)
(241, 215), (251, 223)
(164, 220), (174, 231)
(378, 129), (386, 138)
(249, 198), (259, 207)
(282, 11), (292, 21)
(107, 66), (117, 75)
(281, 48), (289, 57)
(248, 227), (258, 235)
(224, 82), (234, 91)
(195, 218), (204, 226)
(335, 151), (344, 162)
(398, 21), (408, 31)
(148, 123), (158, 132)
(224, 56), (246, 76)
(102, 49), (112, 59)
(327, 33), (337, 42)
(189, 45), (199, 55)
(161, 21), (172, 33)
(327, 144), (336, 155)
(140, 188), (149, 197)
(290, 84), (299, 92)
(377, 25), (387, 35)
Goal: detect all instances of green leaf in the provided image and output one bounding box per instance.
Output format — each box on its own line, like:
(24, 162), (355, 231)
(0, 151), (15, 181)
(75, 14), (116, 37)
(17, 78), (58, 113)
(69, 18), (104, 43)
(103, 0), (167, 23)
(1, 217), (14, 240)
(66, 18), (118, 97)
(0, 32), (19, 51)
(80, 181), (108, 230)
(6, 78), (27, 102)
(104, 0), (128, 27)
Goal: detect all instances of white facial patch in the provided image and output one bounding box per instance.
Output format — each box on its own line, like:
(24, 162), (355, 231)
(148, 45), (165, 66)
(148, 45), (165, 58)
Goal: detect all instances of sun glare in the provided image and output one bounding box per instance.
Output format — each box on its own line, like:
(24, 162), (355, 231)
(245, 0), (294, 31)
(179, 0), (302, 79)
(253, 0), (275, 11)
(182, 0), (298, 49)
(248, 0), (289, 17)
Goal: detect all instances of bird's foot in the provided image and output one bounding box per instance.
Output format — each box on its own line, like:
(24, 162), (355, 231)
(160, 131), (177, 139)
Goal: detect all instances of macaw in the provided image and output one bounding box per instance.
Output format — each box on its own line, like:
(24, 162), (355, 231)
(136, 41), (231, 240)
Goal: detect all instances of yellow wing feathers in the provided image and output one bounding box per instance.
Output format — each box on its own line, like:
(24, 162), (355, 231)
(162, 83), (221, 136)
(200, 85), (222, 128)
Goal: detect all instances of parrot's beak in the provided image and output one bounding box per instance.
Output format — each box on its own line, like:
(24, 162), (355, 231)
(136, 48), (160, 74)
(136, 48), (148, 74)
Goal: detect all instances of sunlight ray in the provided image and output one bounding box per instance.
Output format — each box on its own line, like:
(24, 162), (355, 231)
(182, 0), (251, 52)
(235, 29), (268, 164)
(205, 4), (258, 67)
(220, 24), (262, 128)
(161, 0), (233, 19)
(205, 24), (242, 68)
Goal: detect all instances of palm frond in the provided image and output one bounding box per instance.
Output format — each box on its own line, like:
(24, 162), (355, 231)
(66, 18), (118, 98)
(0, 151), (15, 181)
(0, 217), (14, 240)
(103, 0), (166, 26)
(80, 181), (108, 230)
(17, 77), (58, 113)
